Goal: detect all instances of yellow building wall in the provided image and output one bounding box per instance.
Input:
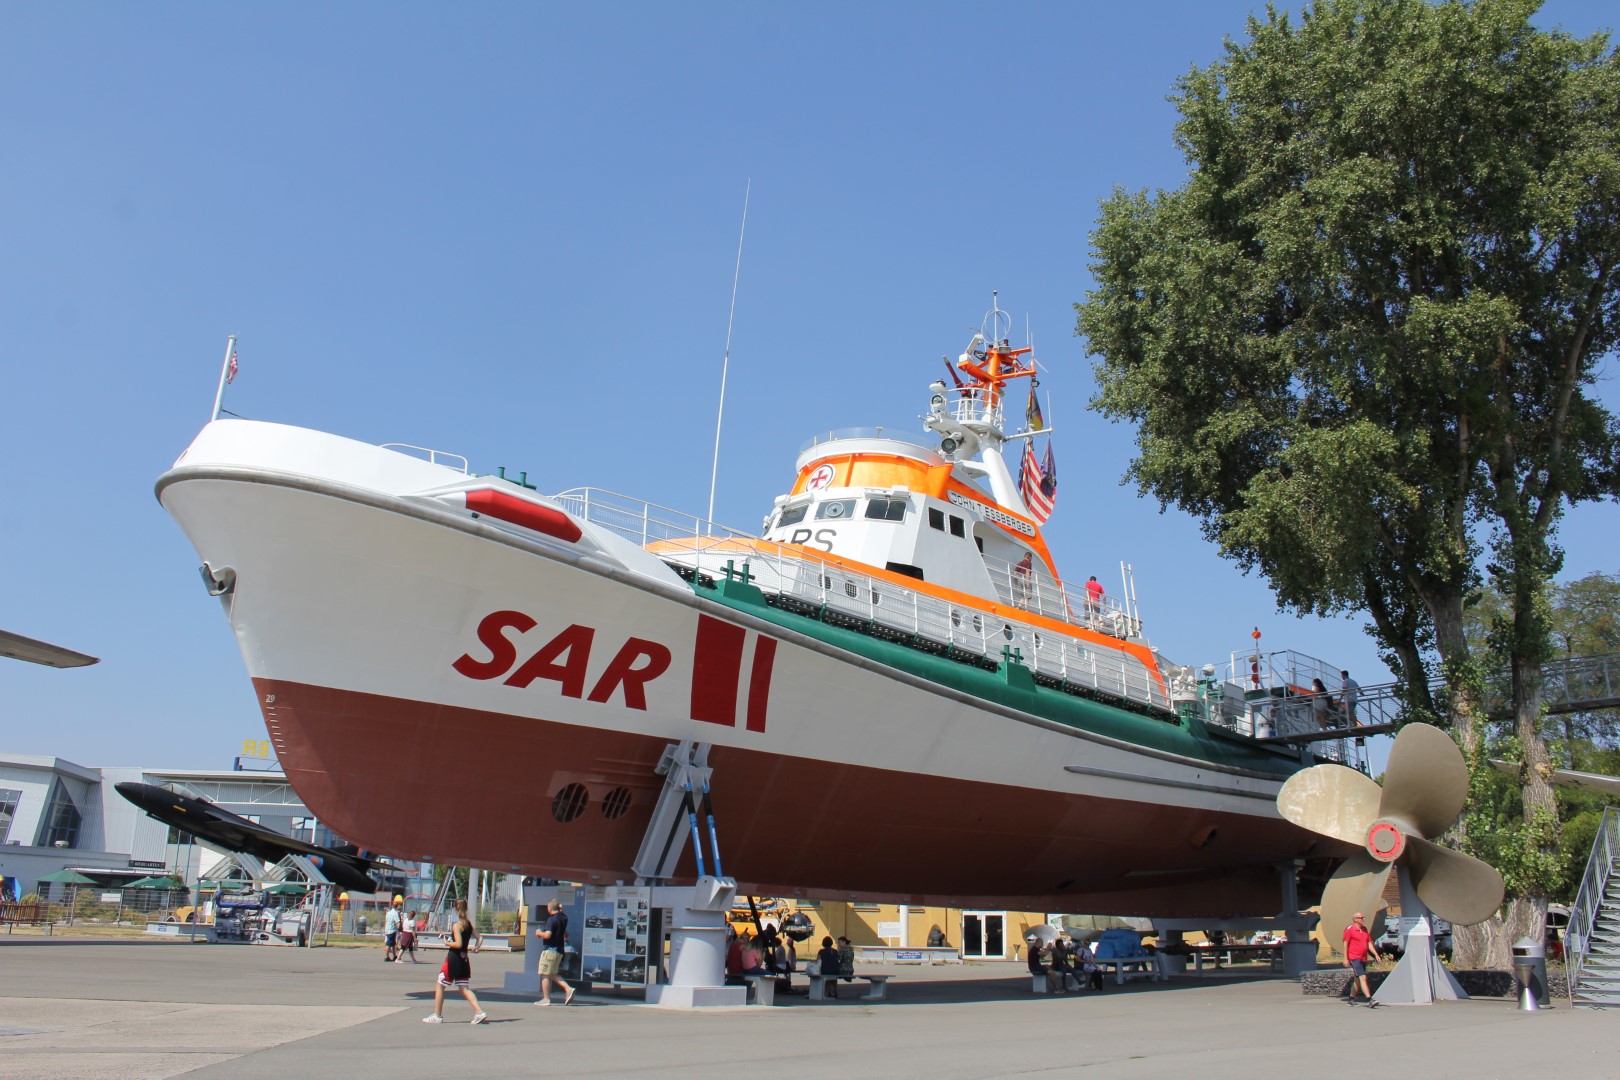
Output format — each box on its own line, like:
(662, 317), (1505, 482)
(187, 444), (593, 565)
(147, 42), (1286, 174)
(728, 901), (1052, 960)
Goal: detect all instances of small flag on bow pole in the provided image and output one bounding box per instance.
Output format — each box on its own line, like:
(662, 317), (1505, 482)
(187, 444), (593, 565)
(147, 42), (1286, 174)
(211, 334), (239, 421)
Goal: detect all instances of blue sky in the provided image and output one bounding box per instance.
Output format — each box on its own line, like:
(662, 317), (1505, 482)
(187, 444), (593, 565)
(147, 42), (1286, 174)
(3, 1), (1615, 772)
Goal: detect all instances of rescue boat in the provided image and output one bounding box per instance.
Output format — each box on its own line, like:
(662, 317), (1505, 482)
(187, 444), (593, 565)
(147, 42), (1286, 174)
(157, 302), (1356, 914)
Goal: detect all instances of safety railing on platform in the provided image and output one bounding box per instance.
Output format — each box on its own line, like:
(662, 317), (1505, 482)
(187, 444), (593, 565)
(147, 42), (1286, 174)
(1566, 805), (1620, 1006)
(548, 487), (1171, 714)
(980, 553), (1140, 638)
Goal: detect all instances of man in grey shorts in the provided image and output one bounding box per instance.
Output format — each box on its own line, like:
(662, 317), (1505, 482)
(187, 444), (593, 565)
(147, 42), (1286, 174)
(535, 898), (575, 1006)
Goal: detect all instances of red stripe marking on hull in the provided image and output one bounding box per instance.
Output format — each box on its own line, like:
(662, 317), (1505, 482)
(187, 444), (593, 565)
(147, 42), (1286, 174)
(691, 615), (744, 726)
(746, 636), (776, 733)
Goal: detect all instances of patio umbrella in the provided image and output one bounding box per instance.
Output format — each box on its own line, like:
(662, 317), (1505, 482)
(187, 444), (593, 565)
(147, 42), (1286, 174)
(264, 882), (309, 895)
(36, 869), (97, 885)
(124, 876), (180, 889)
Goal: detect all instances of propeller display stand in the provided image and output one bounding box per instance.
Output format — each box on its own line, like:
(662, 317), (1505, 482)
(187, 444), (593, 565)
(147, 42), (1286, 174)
(1373, 868), (1467, 1005)
(1275, 723), (1505, 1008)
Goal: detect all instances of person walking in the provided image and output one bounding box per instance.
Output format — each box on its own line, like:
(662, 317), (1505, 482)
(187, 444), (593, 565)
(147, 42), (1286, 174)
(383, 899), (401, 962)
(1340, 671), (1362, 726)
(534, 898), (576, 1007)
(424, 899), (487, 1024)
(1342, 911), (1382, 1002)
(397, 909), (419, 963)
(1310, 678), (1331, 730)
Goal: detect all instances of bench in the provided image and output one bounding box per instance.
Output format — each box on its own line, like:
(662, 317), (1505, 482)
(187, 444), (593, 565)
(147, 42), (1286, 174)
(741, 973), (791, 1006)
(1093, 956), (1169, 985)
(1190, 943), (1283, 973)
(1, 902), (51, 935)
(1031, 970), (1100, 993)
(808, 973), (891, 1001)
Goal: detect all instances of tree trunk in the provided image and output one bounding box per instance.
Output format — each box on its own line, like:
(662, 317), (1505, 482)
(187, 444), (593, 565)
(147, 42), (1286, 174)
(1428, 593), (1502, 969)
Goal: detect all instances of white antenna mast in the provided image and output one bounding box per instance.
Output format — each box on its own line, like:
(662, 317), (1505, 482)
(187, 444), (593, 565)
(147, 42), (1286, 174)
(707, 179), (750, 529)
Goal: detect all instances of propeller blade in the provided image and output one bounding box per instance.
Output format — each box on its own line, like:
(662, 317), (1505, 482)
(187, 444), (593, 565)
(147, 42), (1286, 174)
(1317, 851), (1393, 958)
(1379, 723), (1468, 839)
(1405, 836), (1505, 926)
(1277, 764), (1383, 846)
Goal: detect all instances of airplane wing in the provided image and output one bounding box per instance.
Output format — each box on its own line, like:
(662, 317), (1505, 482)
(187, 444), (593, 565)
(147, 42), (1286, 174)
(0, 629), (99, 668)
(114, 782), (380, 893)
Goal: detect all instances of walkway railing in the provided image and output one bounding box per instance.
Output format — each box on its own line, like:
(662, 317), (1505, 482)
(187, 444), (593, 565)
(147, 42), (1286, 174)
(1566, 805), (1620, 1006)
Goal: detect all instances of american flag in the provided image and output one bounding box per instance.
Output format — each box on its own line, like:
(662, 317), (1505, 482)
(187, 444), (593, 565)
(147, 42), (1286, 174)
(226, 348), (239, 384)
(1019, 439), (1055, 523)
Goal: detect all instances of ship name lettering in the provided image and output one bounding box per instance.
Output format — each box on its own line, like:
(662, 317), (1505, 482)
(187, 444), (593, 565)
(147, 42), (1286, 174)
(452, 609), (672, 710)
(786, 527), (837, 552)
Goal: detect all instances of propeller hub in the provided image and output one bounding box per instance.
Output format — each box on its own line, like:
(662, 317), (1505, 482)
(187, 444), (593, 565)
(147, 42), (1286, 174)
(1366, 820), (1405, 863)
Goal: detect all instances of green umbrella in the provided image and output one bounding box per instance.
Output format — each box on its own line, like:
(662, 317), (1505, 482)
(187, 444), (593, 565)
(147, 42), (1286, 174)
(124, 876), (181, 889)
(264, 882), (309, 895)
(36, 869), (96, 885)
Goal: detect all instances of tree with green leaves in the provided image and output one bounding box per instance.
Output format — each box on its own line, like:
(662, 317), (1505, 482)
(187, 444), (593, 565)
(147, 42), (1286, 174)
(1076, 0), (1620, 968)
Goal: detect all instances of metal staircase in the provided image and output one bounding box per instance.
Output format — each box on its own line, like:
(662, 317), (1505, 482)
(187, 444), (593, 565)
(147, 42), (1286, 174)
(1567, 807), (1620, 1008)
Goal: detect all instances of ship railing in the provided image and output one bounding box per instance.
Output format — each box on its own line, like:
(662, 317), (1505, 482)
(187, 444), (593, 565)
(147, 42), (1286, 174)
(381, 443), (470, 473)
(980, 554), (1141, 638)
(548, 487), (1171, 714)
(1221, 648), (1340, 697)
(797, 427), (936, 454)
(763, 557), (1169, 712)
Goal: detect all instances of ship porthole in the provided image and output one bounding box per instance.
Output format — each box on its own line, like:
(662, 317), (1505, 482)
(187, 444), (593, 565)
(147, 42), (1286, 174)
(551, 783), (589, 823)
(845, 582), (858, 598)
(1002, 624), (1014, 641)
(971, 614), (982, 633)
(950, 609), (961, 628)
(601, 786), (632, 820)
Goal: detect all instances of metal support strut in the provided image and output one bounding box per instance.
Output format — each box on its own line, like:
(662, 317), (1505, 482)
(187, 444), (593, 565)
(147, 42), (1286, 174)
(630, 739), (742, 1008)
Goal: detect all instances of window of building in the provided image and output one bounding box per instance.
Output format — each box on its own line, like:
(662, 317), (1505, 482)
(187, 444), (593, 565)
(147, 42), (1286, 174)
(0, 788), (19, 843)
(35, 780), (82, 849)
(816, 499), (856, 520)
(928, 507), (945, 531)
(167, 825), (195, 845)
(864, 497), (908, 521)
(949, 515), (965, 538)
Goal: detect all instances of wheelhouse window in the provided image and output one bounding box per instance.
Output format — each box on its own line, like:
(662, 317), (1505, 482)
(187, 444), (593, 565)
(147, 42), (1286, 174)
(928, 507), (945, 531)
(865, 497), (908, 521)
(949, 515), (965, 538)
(776, 504), (808, 527)
(816, 499), (857, 520)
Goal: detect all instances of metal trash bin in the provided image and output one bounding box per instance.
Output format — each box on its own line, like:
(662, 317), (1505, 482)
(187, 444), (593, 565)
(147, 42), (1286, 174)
(1512, 937), (1548, 1010)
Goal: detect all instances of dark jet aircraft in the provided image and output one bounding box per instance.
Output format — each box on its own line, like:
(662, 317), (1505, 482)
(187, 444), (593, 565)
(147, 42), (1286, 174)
(115, 781), (381, 893)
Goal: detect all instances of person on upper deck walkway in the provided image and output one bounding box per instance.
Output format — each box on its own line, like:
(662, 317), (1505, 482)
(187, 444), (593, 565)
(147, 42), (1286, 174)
(1310, 678), (1331, 730)
(1340, 671), (1362, 725)
(1085, 576), (1105, 616)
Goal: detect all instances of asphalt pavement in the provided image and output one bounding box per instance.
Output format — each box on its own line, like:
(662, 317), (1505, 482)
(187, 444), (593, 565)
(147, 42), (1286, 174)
(1, 935), (1612, 1080)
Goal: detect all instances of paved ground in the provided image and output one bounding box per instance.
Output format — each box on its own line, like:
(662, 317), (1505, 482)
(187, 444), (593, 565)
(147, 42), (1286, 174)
(1, 935), (1612, 1080)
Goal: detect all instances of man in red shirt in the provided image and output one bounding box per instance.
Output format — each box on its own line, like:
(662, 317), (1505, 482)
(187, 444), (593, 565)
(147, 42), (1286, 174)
(1085, 575), (1105, 616)
(1342, 912), (1382, 1000)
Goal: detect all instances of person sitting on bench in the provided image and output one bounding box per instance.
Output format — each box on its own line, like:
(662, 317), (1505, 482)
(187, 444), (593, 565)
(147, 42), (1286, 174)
(815, 936), (843, 998)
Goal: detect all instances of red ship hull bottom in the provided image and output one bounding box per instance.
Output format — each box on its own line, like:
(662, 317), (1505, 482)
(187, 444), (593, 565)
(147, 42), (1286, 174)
(255, 678), (1327, 915)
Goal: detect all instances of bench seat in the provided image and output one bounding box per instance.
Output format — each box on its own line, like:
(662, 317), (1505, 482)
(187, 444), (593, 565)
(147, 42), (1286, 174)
(808, 973), (891, 1001)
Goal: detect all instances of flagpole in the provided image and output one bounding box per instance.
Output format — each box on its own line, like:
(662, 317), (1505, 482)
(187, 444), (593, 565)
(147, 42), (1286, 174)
(210, 334), (238, 422)
(707, 180), (750, 531)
